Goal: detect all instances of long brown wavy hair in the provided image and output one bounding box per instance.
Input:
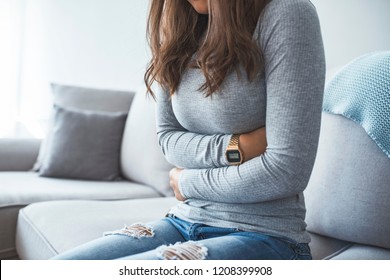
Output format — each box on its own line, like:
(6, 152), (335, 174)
(145, 0), (268, 98)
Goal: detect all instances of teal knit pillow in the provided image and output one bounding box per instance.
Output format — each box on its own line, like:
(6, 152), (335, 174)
(323, 51), (390, 157)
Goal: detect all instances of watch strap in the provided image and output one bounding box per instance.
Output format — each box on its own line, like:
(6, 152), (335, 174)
(227, 134), (240, 148)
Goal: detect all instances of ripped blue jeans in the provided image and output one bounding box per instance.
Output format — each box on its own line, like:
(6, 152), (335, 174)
(51, 215), (312, 260)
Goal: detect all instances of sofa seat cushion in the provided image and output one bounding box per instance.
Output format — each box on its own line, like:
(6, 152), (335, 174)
(327, 244), (390, 260)
(16, 197), (177, 259)
(0, 172), (160, 207)
(0, 206), (24, 260)
(307, 231), (353, 260)
(15, 197), (390, 260)
(0, 172), (161, 259)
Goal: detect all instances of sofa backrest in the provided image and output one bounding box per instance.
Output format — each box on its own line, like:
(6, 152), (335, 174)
(120, 85), (174, 197)
(305, 112), (390, 249)
(304, 52), (390, 249)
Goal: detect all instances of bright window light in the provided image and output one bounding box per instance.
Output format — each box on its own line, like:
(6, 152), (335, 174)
(0, 0), (23, 138)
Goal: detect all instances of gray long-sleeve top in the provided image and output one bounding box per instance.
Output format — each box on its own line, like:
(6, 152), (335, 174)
(155, 0), (325, 243)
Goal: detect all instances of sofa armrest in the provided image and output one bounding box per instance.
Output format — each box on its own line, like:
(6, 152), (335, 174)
(0, 138), (41, 171)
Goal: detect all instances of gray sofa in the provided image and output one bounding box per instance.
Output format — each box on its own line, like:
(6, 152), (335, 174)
(0, 84), (174, 260)
(1, 56), (389, 260)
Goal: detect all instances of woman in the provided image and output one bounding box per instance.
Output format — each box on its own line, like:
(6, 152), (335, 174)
(53, 0), (325, 260)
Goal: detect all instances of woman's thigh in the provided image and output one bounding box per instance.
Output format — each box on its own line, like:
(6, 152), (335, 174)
(199, 232), (312, 260)
(120, 232), (311, 260)
(51, 218), (185, 260)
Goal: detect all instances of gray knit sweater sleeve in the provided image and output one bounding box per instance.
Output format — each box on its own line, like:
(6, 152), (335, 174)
(177, 1), (326, 203)
(156, 88), (231, 169)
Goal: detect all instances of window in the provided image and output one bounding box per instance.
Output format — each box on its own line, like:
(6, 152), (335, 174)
(0, 0), (24, 137)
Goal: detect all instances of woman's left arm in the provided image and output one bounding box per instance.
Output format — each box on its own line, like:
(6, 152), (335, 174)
(175, 1), (326, 203)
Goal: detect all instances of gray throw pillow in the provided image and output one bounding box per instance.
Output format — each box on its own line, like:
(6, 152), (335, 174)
(39, 105), (127, 181)
(32, 83), (134, 171)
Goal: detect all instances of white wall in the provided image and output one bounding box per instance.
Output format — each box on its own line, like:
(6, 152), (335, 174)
(311, 0), (390, 70)
(5, 0), (390, 137)
(20, 0), (390, 96)
(18, 0), (150, 131)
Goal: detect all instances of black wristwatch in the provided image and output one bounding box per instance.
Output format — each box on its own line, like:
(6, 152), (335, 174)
(225, 134), (244, 165)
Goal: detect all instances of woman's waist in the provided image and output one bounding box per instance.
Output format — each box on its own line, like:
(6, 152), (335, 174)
(169, 199), (310, 243)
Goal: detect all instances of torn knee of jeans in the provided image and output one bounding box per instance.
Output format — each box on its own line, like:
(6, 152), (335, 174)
(157, 241), (208, 260)
(104, 223), (154, 238)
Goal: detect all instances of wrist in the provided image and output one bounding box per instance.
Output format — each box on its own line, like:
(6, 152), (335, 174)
(225, 134), (244, 165)
(239, 134), (251, 161)
(239, 128), (267, 162)
(239, 133), (258, 162)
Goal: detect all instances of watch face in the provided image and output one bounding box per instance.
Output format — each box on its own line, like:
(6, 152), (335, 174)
(226, 150), (242, 163)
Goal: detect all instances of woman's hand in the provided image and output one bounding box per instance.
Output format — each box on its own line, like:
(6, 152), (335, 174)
(239, 127), (267, 162)
(169, 167), (186, 201)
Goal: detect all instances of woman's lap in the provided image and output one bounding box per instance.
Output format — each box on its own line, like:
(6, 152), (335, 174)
(52, 218), (185, 260)
(52, 217), (311, 260)
(120, 232), (311, 260)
